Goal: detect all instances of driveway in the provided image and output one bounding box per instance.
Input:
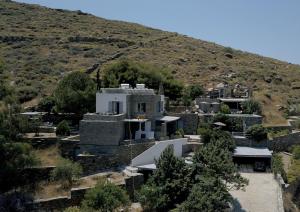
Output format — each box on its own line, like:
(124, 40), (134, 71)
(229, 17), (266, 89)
(230, 172), (284, 212)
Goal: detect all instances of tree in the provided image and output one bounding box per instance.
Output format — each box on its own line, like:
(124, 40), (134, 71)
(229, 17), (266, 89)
(0, 142), (38, 192)
(38, 96), (56, 113)
(138, 146), (191, 211)
(54, 71), (96, 115)
(242, 99), (262, 114)
(56, 120), (71, 136)
(50, 158), (82, 187)
(188, 84), (204, 99)
(102, 60), (183, 100)
(192, 139), (247, 190)
(182, 87), (192, 106)
(178, 176), (232, 212)
(82, 179), (129, 211)
(220, 103), (231, 114)
(246, 124), (267, 141)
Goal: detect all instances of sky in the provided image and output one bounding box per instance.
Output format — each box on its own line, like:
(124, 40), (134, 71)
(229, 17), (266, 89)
(16, 0), (300, 64)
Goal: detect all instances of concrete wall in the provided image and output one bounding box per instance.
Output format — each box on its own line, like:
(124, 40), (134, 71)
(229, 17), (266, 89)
(96, 92), (127, 114)
(131, 138), (187, 167)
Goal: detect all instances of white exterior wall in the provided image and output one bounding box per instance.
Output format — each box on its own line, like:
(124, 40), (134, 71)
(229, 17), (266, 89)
(96, 92), (128, 114)
(131, 138), (187, 166)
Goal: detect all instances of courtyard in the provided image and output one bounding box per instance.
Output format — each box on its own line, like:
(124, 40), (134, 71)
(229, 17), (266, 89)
(230, 172), (284, 212)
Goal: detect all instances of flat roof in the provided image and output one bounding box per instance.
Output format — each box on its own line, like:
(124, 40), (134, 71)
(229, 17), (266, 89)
(219, 98), (248, 102)
(124, 118), (148, 122)
(156, 116), (180, 122)
(136, 163), (156, 170)
(101, 88), (155, 95)
(234, 147), (272, 158)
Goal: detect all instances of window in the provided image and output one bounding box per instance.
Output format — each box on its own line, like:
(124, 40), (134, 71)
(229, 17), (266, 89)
(109, 101), (122, 114)
(138, 103), (146, 113)
(141, 122), (145, 131)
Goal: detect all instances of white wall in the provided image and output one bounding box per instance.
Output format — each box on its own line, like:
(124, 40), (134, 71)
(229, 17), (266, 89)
(96, 92), (127, 113)
(131, 138), (187, 166)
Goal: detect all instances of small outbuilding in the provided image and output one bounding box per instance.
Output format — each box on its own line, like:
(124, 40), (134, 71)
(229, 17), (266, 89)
(233, 147), (272, 172)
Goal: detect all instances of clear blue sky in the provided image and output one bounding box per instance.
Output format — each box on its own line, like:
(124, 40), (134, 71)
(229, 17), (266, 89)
(17, 0), (300, 64)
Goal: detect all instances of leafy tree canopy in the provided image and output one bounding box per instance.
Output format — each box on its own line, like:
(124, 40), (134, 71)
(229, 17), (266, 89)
(178, 175), (233, 212)
(102, 60), (183, 100)
(82, 179), (129, 211)
(54, 71), (96, 115)
(246, 124), (267, 141)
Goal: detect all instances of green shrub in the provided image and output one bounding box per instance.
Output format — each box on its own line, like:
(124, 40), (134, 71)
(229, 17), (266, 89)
(175, 128), (184, 138)
(246, 124), (267, 141)
(272, 154), (287, 182)
(54, 71), (96, 115)
(50, 158), (82, 187)
(16, 86), (38, 103)
(293, 146), (300, 160)
(64, 206), (81, 212)
(56, 120), (70, 136)
(38, 96), (56, 113)
(220, 103), (231, 114)
(242, 99), (262, 115)
(82, 179), (129, 211)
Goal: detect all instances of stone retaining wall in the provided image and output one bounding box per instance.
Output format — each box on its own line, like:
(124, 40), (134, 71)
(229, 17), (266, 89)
(77, 142), (155, 175)
(168, 112), (199, 134)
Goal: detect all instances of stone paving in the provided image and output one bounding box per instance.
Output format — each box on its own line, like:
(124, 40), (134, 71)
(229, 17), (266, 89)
(230, 172), (284, 212)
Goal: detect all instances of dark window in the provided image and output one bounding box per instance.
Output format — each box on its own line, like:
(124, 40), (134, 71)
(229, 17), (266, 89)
(141, 122), (145, 131)
(138, 103), (146, 113)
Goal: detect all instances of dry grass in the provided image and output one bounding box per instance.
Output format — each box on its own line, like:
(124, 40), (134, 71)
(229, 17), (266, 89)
(1, 1), (300, 124)
(34, 145), (62, 166)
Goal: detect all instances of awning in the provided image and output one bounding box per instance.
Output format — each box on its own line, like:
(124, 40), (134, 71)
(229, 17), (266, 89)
(233, 147), (272, 158)
(136, 163), (156, 170)
(124, 118), (148, 122)
(156, 116), (180, 122)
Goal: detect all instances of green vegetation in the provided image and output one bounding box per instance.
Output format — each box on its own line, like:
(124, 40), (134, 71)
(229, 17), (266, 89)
(54, 71), (96, 115)
(182, 84), (204, 106)
(81, 180), (129, 211)
(287, 146), (300, 183)
(272, 154), (287, 182)
(268, 129), (289, 139)
(220, 103), (231, 114)
(50, 158), (82, 188)
(102, 60), (183, 100)
(56, 120), (71, 136)
(246, 124), (267, 141)
(138, 129), (246, 211)
(37, 96), (56, 113)
(242, 99), (262, 115)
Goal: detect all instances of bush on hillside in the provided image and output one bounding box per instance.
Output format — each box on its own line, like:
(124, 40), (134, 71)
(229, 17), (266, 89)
(246, 124), (267, 141)
(242, 99), (262, 115)
(56, 120), (70, 136)
(82, 179), (129, 211)
(50, 158), (82, 188)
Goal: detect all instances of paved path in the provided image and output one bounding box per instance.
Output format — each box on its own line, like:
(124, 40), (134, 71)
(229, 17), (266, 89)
(230, 172), (284, 212)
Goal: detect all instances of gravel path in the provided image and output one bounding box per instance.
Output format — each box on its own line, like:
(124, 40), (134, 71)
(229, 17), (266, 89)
(230, 172), (284, 212)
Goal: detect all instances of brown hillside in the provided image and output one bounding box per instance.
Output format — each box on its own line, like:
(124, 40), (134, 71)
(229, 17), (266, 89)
(0, 0), (300, 124)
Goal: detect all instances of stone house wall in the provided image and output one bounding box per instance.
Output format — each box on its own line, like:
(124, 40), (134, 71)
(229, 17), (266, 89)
(168, 112), (199, 134)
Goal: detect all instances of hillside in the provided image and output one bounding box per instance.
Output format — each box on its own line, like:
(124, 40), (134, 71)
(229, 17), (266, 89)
(1, 0), (300, 124)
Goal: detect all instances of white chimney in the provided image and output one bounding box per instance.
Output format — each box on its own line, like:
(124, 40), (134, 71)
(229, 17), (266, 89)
(120, 84), (130, 89)
(136, 84), (145, 89)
